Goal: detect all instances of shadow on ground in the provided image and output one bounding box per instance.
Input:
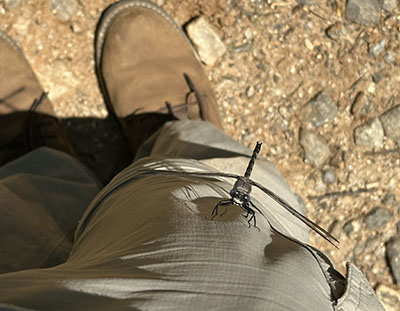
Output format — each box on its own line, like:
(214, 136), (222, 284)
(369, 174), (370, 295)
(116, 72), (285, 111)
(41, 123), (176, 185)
(62, 115), (132, 185)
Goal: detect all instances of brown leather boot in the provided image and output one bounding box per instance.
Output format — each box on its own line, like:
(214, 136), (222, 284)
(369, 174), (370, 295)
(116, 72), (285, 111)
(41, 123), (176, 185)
(0, 32), (76, 165)
(95, 0), (222, 155)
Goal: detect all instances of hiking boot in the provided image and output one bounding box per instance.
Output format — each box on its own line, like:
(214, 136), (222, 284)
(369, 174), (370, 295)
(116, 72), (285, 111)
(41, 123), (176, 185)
(0, 32), (76, 165)
(95, 0), (222, 155)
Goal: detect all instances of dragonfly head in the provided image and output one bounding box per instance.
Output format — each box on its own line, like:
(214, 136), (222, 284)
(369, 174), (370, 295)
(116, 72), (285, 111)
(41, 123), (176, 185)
(230, 188), (250, 205)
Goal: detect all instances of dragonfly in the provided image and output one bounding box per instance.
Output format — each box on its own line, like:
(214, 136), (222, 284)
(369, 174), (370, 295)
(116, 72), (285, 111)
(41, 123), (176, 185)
(133, 142), (339, 247)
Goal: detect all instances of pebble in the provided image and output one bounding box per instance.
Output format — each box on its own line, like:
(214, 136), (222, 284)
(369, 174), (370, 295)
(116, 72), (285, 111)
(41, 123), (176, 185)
(354, 118), (384, 148)
(342, 218), (361, 237)
(325, 23), (349, 42)
(3, 0), (20, 10)
(379, 105), (400, 143)
(231, 43), (251, 53)
(363, 207), (392, 229)
(12, 15), (30, 36)
(296, 0), (313, 5)
(186, 16), (227, 66)
(299, 129), (330, 167)
(246, 85), (255, 98)
(50, 0), (81, 22)
(376, 284), (400, 311)
(244, 28), (252, 40)
(386, 237), (400, 284)
(382, 193), (397, 207)
(351, 92), (374, 116)
(345, 0), (381, 25)
(384, 51), (396, 64)
(322, 169), (336, 184)
(369, 40), (386, 56)
(372, 72), (383, 84)
(303, 92), (337, 127)
(71, 19), (84, 33)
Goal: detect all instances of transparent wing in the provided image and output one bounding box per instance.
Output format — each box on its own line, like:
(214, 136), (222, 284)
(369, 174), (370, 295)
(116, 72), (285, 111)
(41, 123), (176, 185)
(135, 170), (241, 180)
(249, 179), (339, 248)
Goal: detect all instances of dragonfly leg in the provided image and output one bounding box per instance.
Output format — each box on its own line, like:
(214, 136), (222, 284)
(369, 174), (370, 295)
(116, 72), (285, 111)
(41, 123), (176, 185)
(242, 205), (260, 231)
(211, 199), (233, 219)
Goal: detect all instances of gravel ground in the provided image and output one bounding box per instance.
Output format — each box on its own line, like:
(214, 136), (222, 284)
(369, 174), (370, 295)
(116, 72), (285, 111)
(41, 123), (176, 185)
(1, 0), (400, 309)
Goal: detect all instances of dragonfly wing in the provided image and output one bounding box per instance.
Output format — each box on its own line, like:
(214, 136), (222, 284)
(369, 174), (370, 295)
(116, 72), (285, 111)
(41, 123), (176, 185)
(248, 179), (339, 247)
(135, 170), (241, 180)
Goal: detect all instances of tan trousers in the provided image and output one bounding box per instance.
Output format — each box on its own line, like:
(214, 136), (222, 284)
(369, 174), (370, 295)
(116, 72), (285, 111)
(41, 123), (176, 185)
(0, 120), (383, 310)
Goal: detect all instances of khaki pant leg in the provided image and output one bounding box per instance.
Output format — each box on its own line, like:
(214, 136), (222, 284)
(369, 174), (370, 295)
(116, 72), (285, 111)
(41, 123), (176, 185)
(0, 147), (101, 273)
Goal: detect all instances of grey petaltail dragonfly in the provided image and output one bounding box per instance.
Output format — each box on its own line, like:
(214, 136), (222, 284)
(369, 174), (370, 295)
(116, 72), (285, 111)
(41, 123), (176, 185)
(134, 142), (339, 247)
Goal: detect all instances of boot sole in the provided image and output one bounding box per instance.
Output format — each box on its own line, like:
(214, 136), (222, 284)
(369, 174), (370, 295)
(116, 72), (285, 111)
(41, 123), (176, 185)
(94, 0), (198, 117)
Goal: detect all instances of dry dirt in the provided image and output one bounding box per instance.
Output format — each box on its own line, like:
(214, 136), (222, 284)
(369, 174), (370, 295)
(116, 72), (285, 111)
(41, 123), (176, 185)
(1, 0), (400, 308)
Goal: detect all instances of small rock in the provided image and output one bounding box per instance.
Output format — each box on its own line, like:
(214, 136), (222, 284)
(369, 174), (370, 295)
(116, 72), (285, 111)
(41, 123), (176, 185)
(382, 0), (398, 12)
(156, 0), (165, 6)
(246, 85), (255, 98)
(296, 0), (313, 5)
(303, 92), (337, 127)
(363, 207), (392, 229)
(186, 16), (226, 66)
(351, 92), (374, 116)
(322, 169), (336, 184)
(384, 51), (396, 64)
(369, 40), (386, 56)
(354, 118), (384, 148)
(12, 16), (30, 36)
(372, 72), (383, 84)
(299, 129), (330, 167)
(50, 0), (81, 22)
(376, 284), (400, 311)
(380, 105), (400, 143)
(325, 23), (344, 41)
(71, 18), (84, 33)
(343, 218), (361, 237)
(244, 28), (252, 40)
(231, 43), (251, 54)
(346, 0), (381, 25)
(3, 0), (20, 10)
(382, 194), (397, 206)
(386, 237), (400, 284)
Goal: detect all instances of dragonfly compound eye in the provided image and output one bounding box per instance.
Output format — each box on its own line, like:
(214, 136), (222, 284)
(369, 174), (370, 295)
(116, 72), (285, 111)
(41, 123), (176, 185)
(230, 189), (239, 197)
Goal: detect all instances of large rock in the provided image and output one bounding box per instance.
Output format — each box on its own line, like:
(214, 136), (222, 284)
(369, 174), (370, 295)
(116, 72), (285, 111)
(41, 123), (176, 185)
(363, 207), (392, 229)
(387, 237), (400, 284)
(380, 105), (400, 143)
(186, 16), (226, 66)
(299, 129), (330, 167)
(50, 0), (81, 22)
(346, 0), (381, 26)
(354, 118), (384, 148)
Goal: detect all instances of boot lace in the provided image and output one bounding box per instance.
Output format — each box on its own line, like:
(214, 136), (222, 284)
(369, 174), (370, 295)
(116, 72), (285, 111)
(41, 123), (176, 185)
(159, 73), (206, 119)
